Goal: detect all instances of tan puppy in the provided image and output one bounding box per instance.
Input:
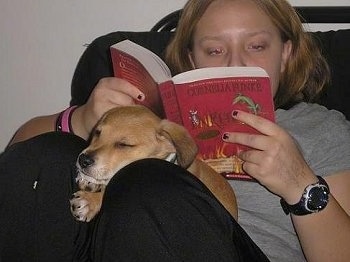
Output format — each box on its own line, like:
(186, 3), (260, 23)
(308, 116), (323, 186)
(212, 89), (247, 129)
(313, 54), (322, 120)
(70, 105), (237, 222)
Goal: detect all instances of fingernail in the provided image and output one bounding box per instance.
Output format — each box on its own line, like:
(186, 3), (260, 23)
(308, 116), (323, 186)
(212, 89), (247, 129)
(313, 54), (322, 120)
(222, 132), (230, 140)
(137, 93), (144, 101)
(232, 110), (238, 117)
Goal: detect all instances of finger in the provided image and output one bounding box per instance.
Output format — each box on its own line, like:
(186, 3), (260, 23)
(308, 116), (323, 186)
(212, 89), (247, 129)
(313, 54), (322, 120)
(222, 131), (271, 151)
(239, 149), (266, 166)
(231, 110), (278, 136)
(240, 149), (277, 173)
(98, 77), (145, 101)
(239, 150), (260, 178)
(105, 91), (137, 107)
(241, 161), (260, 180)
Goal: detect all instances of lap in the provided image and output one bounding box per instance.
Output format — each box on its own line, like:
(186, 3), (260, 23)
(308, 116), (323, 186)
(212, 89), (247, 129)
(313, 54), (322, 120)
(90, 158), (269, 262)
(0, 134), (269, 261)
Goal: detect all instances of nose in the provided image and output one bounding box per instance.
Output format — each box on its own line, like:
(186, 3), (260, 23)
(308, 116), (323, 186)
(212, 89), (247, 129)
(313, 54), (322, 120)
(227, 51), (246, 67)
(78, 153), (95, 168)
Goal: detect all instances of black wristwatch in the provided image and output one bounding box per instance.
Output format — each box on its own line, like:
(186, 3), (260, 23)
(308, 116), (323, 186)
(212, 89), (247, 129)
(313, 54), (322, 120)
(280, 176), (330, 216)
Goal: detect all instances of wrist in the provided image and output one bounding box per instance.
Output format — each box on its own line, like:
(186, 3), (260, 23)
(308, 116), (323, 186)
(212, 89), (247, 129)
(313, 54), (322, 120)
(281, 170), (319, 204)
(70, 106), (91, 140)
(280, 176), (330, 216)
(55, 106), (78, 133)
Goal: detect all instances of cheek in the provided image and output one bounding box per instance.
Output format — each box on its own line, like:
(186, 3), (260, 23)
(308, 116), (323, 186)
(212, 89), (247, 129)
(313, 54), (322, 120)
(262, 66), (280, 97)
(270, 77), (280, 97)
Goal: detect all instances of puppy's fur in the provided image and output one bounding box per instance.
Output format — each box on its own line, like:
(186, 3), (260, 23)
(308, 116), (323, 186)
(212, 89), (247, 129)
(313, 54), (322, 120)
(70, 105), (237, 222)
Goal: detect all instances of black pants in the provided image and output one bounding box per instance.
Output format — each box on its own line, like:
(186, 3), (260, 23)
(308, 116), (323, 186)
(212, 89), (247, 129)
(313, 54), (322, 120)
(0, 132), (269, 262)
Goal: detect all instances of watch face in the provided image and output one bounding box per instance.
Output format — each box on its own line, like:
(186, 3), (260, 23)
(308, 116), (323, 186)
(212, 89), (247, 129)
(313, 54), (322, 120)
(306, 185), (329, 211)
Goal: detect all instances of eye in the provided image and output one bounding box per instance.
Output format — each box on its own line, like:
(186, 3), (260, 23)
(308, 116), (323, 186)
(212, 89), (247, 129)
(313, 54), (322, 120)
(247, 43), (266, 51)
(114, 141), (134, 149)
(207, 47), (224, 56)
(94, 129), (101, 137)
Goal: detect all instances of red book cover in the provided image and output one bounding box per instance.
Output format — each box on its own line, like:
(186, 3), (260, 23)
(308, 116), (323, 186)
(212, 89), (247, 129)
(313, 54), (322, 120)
(110, 40), (275, 181)
(159, 67), (274, 181)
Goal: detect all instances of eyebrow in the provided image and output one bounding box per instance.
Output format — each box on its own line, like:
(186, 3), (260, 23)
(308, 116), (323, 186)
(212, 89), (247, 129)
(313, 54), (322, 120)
(198, 30), (273, 43)
(245, 30), (273, 38)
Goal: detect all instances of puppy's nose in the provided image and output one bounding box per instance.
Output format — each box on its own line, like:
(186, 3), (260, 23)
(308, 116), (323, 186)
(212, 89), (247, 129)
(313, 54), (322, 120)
(78, 153), (94, 168)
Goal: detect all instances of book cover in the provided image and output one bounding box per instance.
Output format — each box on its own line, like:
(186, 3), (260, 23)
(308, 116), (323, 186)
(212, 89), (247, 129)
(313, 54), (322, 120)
(110, 40), (275, 181)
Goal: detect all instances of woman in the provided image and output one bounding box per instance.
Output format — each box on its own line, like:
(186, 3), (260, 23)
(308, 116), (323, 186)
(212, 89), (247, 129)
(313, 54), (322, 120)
(165, 1), (350, 261)
(3, 0), (350, 261)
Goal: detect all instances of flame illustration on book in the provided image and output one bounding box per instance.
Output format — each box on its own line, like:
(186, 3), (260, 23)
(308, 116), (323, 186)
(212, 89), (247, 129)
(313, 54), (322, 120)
(232, 93), (261, 115)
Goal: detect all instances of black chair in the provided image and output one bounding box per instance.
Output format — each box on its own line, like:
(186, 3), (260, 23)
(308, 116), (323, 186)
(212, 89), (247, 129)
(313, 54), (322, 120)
(151, 7), (350, 32)
(71, 6), (350, 119)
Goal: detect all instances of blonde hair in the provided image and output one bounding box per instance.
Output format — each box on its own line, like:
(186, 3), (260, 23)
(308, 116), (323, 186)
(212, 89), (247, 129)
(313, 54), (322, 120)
(165, 0), (330, 108)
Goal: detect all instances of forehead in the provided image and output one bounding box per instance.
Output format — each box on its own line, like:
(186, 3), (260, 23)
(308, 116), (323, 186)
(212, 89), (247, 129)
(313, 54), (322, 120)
(97, 108), (160, 132)
(194, 0), (279, 40)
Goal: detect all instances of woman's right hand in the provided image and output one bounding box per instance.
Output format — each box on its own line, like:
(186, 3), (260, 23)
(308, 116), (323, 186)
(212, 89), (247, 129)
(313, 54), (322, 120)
(72, 77), (144, 140)
(222, 110), (318, 204)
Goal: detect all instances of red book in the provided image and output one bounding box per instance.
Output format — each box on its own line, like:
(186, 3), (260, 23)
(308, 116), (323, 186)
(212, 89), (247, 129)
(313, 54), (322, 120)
(110, 40), (275, 181)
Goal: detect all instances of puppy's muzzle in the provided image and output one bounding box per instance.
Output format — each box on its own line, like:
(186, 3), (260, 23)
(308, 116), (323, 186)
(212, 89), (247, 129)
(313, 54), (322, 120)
(76, 152), (105, 191)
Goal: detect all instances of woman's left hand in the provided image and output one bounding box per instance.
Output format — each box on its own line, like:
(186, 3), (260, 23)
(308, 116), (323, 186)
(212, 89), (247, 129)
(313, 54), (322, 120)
(222, 110), (318, 204)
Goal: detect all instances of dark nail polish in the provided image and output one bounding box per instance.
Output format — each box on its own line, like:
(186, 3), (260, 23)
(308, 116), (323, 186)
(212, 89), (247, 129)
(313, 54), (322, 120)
(232, 110), (238, 117)
(222, 133), (230, 140)
(137, 94), (144, 100)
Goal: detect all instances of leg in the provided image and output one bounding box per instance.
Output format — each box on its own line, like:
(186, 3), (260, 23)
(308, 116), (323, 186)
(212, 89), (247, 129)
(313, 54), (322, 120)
(0, 132), (90, 262)
(91, 158), (269, 262)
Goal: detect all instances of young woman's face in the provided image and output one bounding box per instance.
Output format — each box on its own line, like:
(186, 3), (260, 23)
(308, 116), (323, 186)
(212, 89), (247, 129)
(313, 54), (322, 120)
(189, 0), (292, 96)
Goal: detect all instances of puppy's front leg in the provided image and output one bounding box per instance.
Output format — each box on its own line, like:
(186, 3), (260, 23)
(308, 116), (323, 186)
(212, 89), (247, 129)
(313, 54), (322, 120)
(70, 189), (104, 222)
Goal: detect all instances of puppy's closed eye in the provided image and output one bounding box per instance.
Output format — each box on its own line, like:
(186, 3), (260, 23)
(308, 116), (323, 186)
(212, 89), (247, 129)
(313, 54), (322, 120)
(114, 140), (135, 149)
(93, 129), (101, 137)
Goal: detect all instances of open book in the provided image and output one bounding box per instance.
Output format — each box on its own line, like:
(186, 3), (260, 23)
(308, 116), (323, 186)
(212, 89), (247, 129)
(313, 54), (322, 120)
(110, 40), (275, 181)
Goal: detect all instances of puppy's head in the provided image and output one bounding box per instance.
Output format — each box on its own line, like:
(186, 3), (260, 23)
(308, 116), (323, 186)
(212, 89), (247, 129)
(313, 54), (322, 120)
(76, 105), (198, 187)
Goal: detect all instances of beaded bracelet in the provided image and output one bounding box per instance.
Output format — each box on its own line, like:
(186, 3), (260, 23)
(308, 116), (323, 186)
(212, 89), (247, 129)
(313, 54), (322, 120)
(55, 105), (78, 133)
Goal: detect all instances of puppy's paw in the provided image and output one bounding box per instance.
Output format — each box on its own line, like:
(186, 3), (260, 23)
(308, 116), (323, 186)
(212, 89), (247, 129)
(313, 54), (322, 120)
(70, 190), (103, 222)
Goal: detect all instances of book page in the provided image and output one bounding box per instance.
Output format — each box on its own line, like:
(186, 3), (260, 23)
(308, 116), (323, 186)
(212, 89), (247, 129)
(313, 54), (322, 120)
(111, 40), (172, 84)
(172, 66), (268, 84)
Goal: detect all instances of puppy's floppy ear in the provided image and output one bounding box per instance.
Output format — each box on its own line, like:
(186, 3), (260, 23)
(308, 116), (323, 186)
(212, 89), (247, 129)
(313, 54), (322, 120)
(87, 109), (111, 143)
(157, 119), (198, 168)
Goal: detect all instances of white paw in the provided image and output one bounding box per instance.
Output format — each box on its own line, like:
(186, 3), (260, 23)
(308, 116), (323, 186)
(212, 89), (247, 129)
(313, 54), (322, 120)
(70, 191), (97, 222)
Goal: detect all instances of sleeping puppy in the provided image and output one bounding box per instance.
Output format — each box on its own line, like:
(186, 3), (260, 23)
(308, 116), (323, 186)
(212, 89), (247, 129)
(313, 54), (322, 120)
(70, 105), (237, 222)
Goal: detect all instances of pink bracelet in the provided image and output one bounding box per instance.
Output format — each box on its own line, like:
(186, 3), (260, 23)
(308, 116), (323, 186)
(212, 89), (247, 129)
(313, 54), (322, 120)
(55, 106), (78, 133)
